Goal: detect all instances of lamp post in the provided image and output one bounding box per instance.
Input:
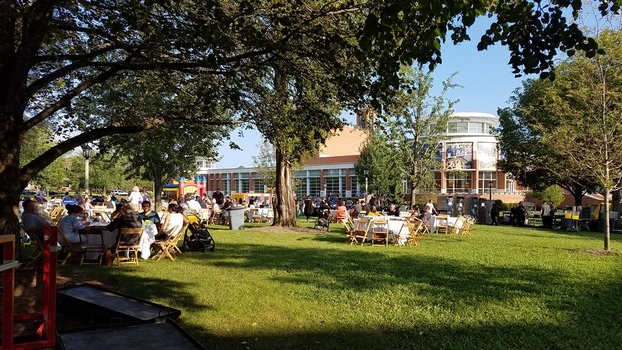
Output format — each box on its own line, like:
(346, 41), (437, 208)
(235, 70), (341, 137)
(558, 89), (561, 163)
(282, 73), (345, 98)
(82, 144), (93, 195)
(488, 180), (493, 201)
(363, 168), (369, 201)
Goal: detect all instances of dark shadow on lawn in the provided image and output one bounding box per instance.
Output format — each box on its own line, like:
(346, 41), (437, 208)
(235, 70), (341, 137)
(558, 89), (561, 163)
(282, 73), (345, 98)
(178, 241), (622, 349)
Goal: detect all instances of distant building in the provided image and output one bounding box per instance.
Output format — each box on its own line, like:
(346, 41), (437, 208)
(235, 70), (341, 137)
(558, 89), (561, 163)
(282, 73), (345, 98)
(203, 112), (528, 201)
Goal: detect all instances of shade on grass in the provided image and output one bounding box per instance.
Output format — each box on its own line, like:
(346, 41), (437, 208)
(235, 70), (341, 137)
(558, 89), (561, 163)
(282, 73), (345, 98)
(58, 220), (622, 350)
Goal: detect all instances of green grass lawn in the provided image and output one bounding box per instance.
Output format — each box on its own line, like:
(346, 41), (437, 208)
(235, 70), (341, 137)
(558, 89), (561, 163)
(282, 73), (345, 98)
(57, 220), (622, 350)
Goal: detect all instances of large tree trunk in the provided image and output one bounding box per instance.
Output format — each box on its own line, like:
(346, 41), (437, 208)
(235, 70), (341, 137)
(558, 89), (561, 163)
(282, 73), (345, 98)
(272, 147), (297, 227)
(0, 121), (24, 259)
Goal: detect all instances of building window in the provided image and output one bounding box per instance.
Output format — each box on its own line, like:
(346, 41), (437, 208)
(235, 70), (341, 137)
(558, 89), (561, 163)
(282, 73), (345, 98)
(445, 171), (472, 194)
(223, 173), (231, 194)
(479, 171), (497, 194)
(468, 122), (484, 134)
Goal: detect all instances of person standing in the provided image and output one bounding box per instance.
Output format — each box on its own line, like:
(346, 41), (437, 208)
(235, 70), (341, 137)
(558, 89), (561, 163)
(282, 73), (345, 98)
(127, 186), (143, 211)
(304, 196), (315, 222)
(491, 204), (499, 226)
(213, 188), (225, 207)
(541, 201), (552, 229)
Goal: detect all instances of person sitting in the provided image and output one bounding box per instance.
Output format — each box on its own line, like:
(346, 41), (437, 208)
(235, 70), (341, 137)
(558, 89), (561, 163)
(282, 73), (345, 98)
(157, 204), (189, 240)
(368, 205), (380, 216)
(386, 204), (400, 217)
(139, 201), (161, 229)
(350, 200), (363, 218)
(107, 202), (143, 233)
(336, 200), (348, 221)
(103, 195), (115, 209)
(110, 203), (124, 221)
(58, 204), (87, 245)
(186, 195), (202, 212)
(21, 198), (51, 242)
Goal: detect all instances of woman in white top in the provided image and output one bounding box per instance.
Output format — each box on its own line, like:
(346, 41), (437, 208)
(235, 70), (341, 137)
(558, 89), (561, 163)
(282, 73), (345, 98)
(157, 204), (188, 240)
(127, 186), (143, 211)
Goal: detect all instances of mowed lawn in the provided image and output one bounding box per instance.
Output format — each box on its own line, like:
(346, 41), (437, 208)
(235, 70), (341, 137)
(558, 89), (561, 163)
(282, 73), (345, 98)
(58, 220), (622, 350)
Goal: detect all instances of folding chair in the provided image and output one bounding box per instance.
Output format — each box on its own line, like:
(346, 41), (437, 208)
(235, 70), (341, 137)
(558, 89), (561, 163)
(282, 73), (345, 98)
(80, 229), (105, 266)
(57, 226), (83, 265)
(152, 224), (188, 261)
(23, 226), (45, 263)
(435, 214), (449, 234)
(405, 221), (426, 246)
(50, 206), (66, 225)
(342, 216), (355, 235)
(371, 217), (389, 246)
(461, 217), (475, 235)
(348, 217), (372, 245)
(448, 217), (466, 234)
(114, 227), (143, 265)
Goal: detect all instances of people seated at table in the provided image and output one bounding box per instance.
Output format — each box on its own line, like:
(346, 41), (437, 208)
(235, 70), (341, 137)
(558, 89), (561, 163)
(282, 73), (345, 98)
(421, 204), (433, 221)
(157, 204), (189, 240)
(350, 200), (363, 218)
(368, 205), (380, 216)
(139, 201), (161, 229)
(110, 203), (124, 221)
(107, 203), (143, 233)
(21, 198), (51, 242)
(177, 196), (189, 212)
(186, 195), (202, 212)
(336, 200), (348, 220)
(387, 204), (400, 217)
(103, 195), (115, 209)
(59, 204), (88, 245)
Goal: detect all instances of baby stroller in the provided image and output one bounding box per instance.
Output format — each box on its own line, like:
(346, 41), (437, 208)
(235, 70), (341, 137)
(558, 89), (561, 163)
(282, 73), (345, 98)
(314, 208), (331, 231)
(183, 221), (215, 252)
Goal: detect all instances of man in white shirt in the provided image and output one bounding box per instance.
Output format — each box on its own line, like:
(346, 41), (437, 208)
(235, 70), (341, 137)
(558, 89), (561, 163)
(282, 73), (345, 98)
(186, 195), (202, 212)
(427, 199), (437, 215)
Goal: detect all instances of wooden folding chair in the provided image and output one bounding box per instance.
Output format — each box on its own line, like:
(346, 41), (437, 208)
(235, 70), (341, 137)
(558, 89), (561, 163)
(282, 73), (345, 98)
(435, 214), (449, 234)
(22, 225), (45, 263)
(371, 217), (389, 246)
(448, 217), (466, 234)
(342, 216), (355, 235)
(57, 226), (83, 265)
(405, 221), (426, 246)
(348, 217), (372, 245)
(461, 217), (475, 235)
(50, 206), (66, 225)
(114, 227), (143, 265)
(152, 224), (188, 261)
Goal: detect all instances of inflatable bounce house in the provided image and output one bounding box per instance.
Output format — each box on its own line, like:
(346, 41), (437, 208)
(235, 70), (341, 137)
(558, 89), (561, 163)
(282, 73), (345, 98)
(163, 176), (207, 201)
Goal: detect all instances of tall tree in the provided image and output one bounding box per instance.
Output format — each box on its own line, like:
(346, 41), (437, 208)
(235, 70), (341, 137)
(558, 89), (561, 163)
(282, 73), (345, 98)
(384, 66), (459, 206)
(2, 0), (618, 240)
(252, 141), (277, 193)
(501, 30), (622, 250)
(354, 129), (404, 204)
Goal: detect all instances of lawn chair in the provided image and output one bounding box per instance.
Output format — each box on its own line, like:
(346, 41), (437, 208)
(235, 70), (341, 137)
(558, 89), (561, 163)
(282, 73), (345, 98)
(348, 217), (372, 245)
(460, 217), (475, 235)
(448, 217), (466, 234)
(405, 221), (426, 246)
(436, 214), (449, 234)
(152, 223), (188, 261)
(114, 227), (143, 265)
(22, 225), (45, 263)
(50, 206), (66, 225)
(57, 226), (84, 265)
(371, 217), (389, 246)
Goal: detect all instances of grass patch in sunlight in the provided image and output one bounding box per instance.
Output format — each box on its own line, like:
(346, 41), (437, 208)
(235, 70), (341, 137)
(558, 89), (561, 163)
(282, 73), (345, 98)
(57, 219), (622, 350)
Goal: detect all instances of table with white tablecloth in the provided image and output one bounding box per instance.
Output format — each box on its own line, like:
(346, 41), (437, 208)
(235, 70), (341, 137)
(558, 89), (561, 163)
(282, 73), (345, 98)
(354, 216), (406, 241)
(429, 216), (461, 233)
(139, 224), (158, 259)
(82, 222), (117, 261)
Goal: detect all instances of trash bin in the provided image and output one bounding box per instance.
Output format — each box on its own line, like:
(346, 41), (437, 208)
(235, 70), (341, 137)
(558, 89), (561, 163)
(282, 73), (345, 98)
(228, 206), (246, 230)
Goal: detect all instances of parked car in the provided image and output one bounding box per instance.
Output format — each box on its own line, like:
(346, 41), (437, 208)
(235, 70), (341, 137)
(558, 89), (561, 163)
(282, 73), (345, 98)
(110, 189), (128, 196)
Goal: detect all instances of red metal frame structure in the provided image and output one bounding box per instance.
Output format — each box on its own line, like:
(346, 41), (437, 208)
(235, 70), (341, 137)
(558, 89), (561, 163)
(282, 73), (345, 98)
(1, 226), (57, 350)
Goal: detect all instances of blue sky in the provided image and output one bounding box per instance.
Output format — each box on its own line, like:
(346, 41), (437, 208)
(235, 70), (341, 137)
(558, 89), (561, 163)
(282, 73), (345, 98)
(217, 18), (528, 168)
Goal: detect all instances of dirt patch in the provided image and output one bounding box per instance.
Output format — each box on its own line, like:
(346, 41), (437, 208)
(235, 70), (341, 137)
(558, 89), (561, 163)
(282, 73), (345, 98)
(252, 226), (328, 234)
(568, 248), (621, 257)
